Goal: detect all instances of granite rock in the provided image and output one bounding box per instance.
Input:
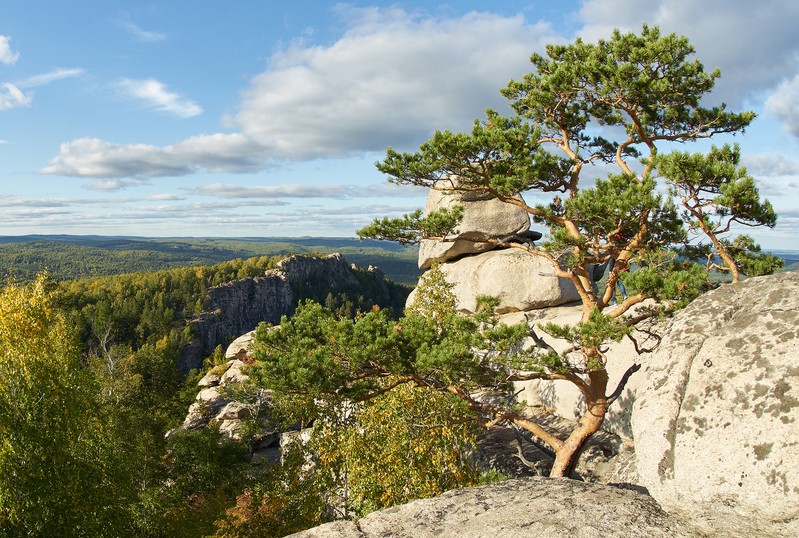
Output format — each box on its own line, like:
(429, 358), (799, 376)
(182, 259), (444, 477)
(632, 272), (799, 538)
(418, 183), (532, 269)
(410, 249), (579, 314)
(288, 477), (698, 537)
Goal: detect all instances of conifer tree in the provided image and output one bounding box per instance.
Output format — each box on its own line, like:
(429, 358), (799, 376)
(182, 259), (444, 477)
(257, 26), (778, 479)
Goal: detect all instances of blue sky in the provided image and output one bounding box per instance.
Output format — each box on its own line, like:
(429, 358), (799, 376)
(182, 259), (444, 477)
(1, 1), (798, 250)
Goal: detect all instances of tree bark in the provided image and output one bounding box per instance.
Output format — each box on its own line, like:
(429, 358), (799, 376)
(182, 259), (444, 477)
(549, 368), (609, 478)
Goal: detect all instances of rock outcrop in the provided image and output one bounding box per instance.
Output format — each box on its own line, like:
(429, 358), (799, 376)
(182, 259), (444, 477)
(288, 477), (698, 538)
(176, 350), (286, 464)
(409, 186), (578, 314)
(418, 183), (532, 269)
(631, 271), (799, 538)
(179, 254), (408, 372)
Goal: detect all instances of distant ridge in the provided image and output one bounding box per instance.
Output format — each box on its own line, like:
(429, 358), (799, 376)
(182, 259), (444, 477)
(0, 235), (421, 284)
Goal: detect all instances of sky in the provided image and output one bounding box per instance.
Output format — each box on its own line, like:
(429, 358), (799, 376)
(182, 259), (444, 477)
(1, 1), (798, 250)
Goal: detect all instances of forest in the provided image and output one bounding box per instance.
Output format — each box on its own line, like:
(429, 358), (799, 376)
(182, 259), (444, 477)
(0, 236), (421, 284)
(0, 252), (416, 537)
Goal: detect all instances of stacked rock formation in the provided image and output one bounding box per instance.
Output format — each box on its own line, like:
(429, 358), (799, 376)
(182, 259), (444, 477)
(408, 183), (580, 314)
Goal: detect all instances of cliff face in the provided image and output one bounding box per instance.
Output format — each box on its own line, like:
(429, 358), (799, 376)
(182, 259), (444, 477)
(178, 253), (407, 373)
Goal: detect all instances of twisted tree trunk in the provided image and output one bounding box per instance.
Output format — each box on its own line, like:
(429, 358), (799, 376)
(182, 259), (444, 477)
(549, 369), (609, 478)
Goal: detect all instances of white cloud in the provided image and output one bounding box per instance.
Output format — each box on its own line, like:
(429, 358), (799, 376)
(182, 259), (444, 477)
(147, 193), (186, 201)
(83, 179), (141, 192)
(0, 35), (19, 65)
(43, 138), (193, 179)
(744, 153), (799, 178)
(232, 7), (562, 158)
(576, 0), (799, 107)
(193, 183), (360, 199)
(19, 68), (84, 88)
(116, 15), (166, 43)
(0, 82), (32, 110)
(45, 8), (562, 179)
(169, 133), (264, 172)
(0, 196), (69, 208)
(41, 134), (264, 179)
(765, 74), (799, 139)
(116, 78), (202, 118)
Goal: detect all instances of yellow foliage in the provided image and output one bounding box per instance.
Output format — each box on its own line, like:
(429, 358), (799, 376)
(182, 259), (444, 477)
(404, 263), (457, 328)
(0, 275), (74, 388)
(312, 381), (479, 516)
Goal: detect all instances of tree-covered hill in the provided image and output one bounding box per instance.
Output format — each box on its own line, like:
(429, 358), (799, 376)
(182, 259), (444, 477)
(0, 235), (421, 284)
(0, 250), (412, 536)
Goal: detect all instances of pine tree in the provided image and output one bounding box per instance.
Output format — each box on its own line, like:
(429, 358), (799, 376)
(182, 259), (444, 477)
(258, 26), (778, 479)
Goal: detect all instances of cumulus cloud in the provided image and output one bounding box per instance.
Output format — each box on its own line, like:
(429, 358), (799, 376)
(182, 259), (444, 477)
(765, 74), (799, 139)
(19, 68), (84, 88)
(116, 78), (202, 118)
(232, 7), (561, 159)
(44, 138), (194, 179)
(44, 7), (562, 179)
(168, 133), (264, 172)
(0, 82), (32, 110)
(0, 35), (19, 65)
(576, 0), (799, 106)
(41, 134), (263, 179)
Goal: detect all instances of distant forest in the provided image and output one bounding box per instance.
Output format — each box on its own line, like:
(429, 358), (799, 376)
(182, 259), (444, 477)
(0, 235), (422, 284)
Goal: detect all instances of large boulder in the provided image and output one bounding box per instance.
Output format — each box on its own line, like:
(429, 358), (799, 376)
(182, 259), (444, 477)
(418, 185), (532, 269)
(632, 271), (799, 538)
(410, 249), (580, 314)
(288, 477), (697, 537)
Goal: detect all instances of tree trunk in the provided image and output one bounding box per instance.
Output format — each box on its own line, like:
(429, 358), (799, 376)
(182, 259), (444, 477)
(549, 369), (609, 478)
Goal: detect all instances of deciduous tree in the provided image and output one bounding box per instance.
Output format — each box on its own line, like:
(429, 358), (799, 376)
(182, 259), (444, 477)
(0, 276), (130, 536)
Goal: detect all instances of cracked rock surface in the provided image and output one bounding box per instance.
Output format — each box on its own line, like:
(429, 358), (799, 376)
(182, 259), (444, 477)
(632, 271), (799, 538)
(287, 477), (697, 537)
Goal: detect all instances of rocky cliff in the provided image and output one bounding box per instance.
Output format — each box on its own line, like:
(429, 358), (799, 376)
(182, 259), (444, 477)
(178, 254), (408, 372)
